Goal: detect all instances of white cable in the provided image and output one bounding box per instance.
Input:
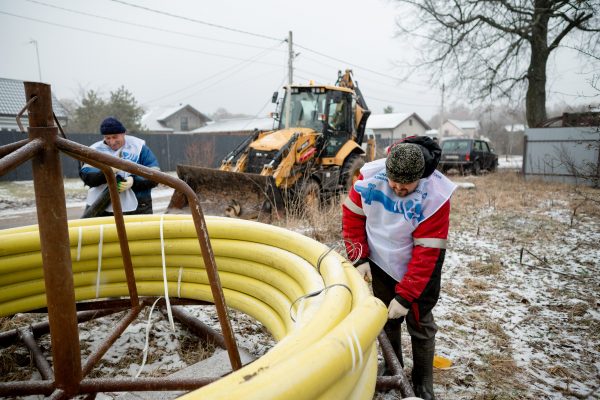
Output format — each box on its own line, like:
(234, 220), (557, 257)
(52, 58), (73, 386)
(347, 333), (356, 372)
(159, 215), (175, 330)
(352, 329), (363, 370)
(76, 226), (83, 261)
(95, 225), (104, 298)
(135, 296), (162, 378)
(177, 266), (183, 298)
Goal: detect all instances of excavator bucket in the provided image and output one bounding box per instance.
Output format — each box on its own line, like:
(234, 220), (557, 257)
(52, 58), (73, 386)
(167, 165), (284, 221)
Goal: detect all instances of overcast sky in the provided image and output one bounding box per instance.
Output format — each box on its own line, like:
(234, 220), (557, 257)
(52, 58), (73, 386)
(0, 0), (597, 122)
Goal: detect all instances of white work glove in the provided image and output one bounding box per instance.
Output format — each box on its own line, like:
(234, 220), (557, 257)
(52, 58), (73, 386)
(111, 166), (120, 174)
(387, 298), (409, 319)
(355, 261), (372, 282)
(117, 176), (133, 192)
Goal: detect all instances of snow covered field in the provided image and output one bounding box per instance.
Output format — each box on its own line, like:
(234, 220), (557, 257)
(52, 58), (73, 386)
(1, 167), (599, 400)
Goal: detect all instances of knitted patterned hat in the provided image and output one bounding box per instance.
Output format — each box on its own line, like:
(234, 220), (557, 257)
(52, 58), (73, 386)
(386, 143), (425, 183)
(100, 117), (126, 135)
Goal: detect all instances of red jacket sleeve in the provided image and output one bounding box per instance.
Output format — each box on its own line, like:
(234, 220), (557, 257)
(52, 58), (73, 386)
(341, 174), (369, 262)
(395, 199), (451, 303)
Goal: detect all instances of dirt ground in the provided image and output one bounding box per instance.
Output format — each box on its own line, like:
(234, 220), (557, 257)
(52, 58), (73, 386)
(1, 170), (599, 399)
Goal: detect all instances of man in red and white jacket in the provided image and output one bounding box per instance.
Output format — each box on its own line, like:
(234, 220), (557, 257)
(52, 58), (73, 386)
(342, 136), (456, 400)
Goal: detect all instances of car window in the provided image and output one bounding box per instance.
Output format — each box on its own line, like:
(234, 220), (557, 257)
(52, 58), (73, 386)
(481, 141), (490, 152)
(442, 140), (470, 152)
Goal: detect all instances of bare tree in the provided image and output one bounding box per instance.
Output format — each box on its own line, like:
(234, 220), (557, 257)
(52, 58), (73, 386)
(394, 0), (600, 128)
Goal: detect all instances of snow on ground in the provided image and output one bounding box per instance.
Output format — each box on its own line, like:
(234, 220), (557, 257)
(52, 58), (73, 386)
(1, 168), (599, 400)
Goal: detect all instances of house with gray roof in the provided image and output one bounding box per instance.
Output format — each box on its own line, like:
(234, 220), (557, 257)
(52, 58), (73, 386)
(0, 77), (68, 131)
(366, 112), (431, 146)
(141, 104), (211, 134)
(442, 119), (481, 138)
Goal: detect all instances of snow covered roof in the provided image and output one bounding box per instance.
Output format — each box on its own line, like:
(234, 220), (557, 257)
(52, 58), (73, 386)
(504, 123), (526, 132)
(0, 77), (68, 118)
(141, 104), (210, 132)
(447, 119), (480, 130)
(191, 117), (275, 133)
(366, 113), (411, 129)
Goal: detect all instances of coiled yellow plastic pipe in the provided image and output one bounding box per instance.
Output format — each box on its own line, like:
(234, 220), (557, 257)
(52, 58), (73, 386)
(0, 215), (387, 399)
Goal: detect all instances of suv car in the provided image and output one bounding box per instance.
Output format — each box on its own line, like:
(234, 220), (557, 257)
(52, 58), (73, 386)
(438, 138), (498, 175)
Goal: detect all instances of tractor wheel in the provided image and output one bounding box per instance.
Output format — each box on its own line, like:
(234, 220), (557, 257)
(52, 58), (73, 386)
(340, 154), (365, 192)
(302, 179), (321, 210)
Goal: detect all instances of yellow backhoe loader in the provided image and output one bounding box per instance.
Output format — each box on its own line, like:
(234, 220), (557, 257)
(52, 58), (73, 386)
(167, 69), (374, 220)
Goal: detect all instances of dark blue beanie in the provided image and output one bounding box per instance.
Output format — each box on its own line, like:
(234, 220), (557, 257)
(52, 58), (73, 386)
(100, 117), (126, 135)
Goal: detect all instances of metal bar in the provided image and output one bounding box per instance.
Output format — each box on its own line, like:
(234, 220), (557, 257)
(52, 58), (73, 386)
(0, 381), (54, 397)
(25, 81), (81, 398)
(376, 332), (415, 396)
(103, 167), (140, 307)
(169, 306), (226, 349)
(19, 328), (54, 380)
(0, 138), (43, 176)
(47, 388), (66, 400)
(0, 138), (29, 158)
(78, 376), (217, 392)
(81, 306), (143, 377)
(56, 137), (242, 371)
(0, 309), (126, 347)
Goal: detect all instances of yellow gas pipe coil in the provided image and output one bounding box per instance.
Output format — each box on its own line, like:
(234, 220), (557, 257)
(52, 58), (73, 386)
(0, 215), (387, 400)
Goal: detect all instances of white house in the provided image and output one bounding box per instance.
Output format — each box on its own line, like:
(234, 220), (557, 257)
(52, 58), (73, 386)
(142, 104), (211, 134)
(442, 119), (480, 138)
(366, 112), (431, 145)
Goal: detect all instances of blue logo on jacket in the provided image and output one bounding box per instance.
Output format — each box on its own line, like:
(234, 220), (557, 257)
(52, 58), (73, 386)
(356, 183), (424, 222)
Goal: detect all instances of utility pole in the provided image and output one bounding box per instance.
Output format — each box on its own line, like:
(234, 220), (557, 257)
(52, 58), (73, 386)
(287, 31), (294, 85)
(285, 31), (293, 128)
(29, 39), (42, 82)
(439, 84), (445, 139)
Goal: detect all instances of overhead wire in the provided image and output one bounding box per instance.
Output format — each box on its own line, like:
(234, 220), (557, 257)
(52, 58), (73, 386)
(23, 0), (287, 52)
(143, 40), (286, 104)
(9, 1), (441, 112)
(0, 11), (284, 66)
(109, 0), (282, 42)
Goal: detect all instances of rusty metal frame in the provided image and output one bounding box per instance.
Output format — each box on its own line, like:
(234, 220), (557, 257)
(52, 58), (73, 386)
(0, 82), (241, 398)
(376, 331), (415, 397)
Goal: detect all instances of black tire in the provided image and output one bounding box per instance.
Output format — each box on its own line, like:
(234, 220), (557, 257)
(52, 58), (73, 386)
(340, 154), (365, 192)
(472, 161), (481, 175)
(301, 178), (321, 210)
(490, 161), (498, 173)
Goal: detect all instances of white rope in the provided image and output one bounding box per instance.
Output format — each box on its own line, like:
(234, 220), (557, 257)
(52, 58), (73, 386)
(135, 296), (162, 378)
(76, 226), (83, 261)
(159, 215), (175, 330)
(177, 266), (183, 298)
(95, 225), (104, 298)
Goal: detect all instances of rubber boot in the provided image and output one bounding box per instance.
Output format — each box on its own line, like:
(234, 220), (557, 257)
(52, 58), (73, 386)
(411, 337), (436, 400)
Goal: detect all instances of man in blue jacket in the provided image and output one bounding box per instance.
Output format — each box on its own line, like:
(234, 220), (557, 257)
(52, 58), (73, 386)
(79, 117), (160, 216)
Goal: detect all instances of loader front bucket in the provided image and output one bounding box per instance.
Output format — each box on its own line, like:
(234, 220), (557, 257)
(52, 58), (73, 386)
(167, 165), (284, 221)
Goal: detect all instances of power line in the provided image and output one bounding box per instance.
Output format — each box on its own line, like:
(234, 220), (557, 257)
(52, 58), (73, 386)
(0, 11), (285, 66)
(109, 0), (282, 42)
(294, 42), (430, 88)
(24, 0), (284, 52)
(145, 42), (285, 104)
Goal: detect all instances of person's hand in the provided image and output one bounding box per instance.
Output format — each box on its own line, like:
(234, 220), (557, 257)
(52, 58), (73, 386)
(117, 176), (133, 192)
(111, 166), (120, 174)
(387, 298), (409, 319)
(355, 261), (372, 282)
